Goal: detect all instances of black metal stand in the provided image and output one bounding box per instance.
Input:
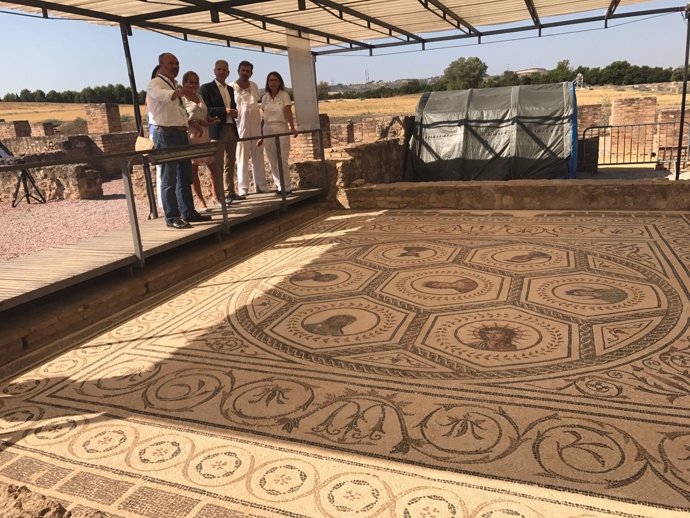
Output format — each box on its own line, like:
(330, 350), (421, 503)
(12, 169), (46, 207)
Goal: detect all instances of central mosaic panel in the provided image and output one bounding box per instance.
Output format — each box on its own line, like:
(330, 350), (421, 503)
(229, 237), (680, 380)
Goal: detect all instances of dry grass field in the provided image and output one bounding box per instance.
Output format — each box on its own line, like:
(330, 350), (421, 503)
(0, 85), (683, 125)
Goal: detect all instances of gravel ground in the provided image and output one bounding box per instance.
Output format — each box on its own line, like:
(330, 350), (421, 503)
(0, 179), (151, 262)
(1, 168), (684, 263)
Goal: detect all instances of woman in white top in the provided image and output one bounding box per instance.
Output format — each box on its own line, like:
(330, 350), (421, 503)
(258, 71), (298, 196)
(182, 71), (221, 211)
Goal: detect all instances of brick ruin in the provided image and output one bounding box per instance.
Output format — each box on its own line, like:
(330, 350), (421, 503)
(1, 94), (688, 206)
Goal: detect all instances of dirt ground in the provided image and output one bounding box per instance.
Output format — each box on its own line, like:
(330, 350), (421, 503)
(1, 84), (683, 124)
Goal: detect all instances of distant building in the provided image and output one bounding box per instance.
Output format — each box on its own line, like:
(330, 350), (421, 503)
(516, 68), (548, 77)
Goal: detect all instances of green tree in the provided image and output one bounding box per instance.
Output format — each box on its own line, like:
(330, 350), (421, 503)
(443, 56), (488, 90)
(316, 81), (330, 100)
(498, 70), (520, 87)
(32, 89), (47, 102)
(19, 89), (33, 102)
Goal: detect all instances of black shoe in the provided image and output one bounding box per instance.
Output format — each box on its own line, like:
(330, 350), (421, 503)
(227, 193), (246, 201)
(166, 218), (191, 229)
(275, 190), (294, 197)
(223, 196), (234, 205)
(186, 213), (212, 222)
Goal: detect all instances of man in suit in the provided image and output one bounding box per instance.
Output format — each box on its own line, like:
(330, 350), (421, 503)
(200, 59), (244, 204)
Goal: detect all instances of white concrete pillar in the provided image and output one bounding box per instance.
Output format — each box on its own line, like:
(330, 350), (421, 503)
(286, 30), (320, 130)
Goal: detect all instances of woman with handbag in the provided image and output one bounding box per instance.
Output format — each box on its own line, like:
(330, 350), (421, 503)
(182, 71), (221, 211)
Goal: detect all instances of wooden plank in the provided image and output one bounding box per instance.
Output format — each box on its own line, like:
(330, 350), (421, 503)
(0, 190), (320, 312)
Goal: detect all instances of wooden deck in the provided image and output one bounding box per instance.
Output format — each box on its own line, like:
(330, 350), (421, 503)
(0, 189), (320, 312)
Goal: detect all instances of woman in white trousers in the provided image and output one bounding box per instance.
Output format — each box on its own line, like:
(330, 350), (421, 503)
(258, 71), (298, 195)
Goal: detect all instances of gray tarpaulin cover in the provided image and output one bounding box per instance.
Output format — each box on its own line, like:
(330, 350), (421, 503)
(406, 82), (577, 181)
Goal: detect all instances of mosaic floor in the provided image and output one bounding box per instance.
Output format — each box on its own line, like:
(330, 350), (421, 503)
(2, 209), (690, 517)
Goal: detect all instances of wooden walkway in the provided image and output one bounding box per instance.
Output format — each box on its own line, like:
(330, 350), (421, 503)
(0, 189), (320, 312)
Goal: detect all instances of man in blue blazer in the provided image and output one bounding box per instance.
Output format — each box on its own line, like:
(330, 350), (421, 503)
(200, 59), (244, 203)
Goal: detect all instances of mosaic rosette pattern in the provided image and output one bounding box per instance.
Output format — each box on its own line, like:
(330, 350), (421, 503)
(2, 210), (690, 517)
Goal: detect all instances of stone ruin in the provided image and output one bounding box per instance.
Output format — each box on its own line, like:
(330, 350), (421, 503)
(2, 92), (688, 208)
(0, 104), (136, 203)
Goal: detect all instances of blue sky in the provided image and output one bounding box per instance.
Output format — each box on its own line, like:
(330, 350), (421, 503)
(0, 0), (687, 96)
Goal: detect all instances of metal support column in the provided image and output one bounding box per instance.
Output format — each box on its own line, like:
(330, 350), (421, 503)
(120, 22), (157, 218)
(676, 5), (690, 180)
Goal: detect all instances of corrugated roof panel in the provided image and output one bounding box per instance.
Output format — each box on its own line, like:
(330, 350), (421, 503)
(0, 0), (682, 52)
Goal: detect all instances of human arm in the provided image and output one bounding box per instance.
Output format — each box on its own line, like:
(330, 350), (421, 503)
(283, 104), (298, 137)
(281, 91), (298, 137)
(200, 83), (227, 122)
(146, 77), (183, 104)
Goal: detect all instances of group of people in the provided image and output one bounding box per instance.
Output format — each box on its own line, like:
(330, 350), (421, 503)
(146, 52), (299, 230)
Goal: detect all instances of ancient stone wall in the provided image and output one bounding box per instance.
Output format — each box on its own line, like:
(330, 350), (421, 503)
(85, 103), (122, 134)
(29, 122), (55, 137)
(609, 97), (657, 164)
(0, 152), (102, 203)
(0, 121), (31, 139)
(345, 179), (690, 211)
(656, 108), (688, 168)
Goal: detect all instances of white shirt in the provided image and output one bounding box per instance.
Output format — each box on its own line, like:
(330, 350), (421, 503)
(232, 80), (261, 137)
(261, 90), (292, 126)
(146, 75), (188, 127)
(214, 79), (234, 124)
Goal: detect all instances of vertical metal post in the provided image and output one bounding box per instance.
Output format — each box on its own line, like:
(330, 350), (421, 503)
(120, 22), (157, 217)
(215, 141), (230, 232)
(317, 128), (328, 201)
(275, 135), (287, 210)
(122, 158), (144, 266)
(676, 6), (690, 180)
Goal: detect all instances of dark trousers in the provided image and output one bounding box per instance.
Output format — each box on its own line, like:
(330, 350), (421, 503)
(153, 127), (196, 223)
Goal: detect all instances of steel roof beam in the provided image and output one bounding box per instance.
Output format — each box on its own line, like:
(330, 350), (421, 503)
(605, 0), (622, 19)
(309, 0), (424, 42)
(417, 0), (481, 36)
(315, 5), (685, 55)
(3, 0), (124, 23)
(524, 0), (541, 29)
(171, 0), (372, 50)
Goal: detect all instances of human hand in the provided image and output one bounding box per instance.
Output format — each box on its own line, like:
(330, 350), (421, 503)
(291, 127), (299, 138)
(257, 138), (263, 147)
(227, 108), (238, 118)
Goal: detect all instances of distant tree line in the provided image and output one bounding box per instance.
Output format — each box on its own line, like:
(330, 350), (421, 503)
(1, 84), (145, 104)
(3, 58), (686, 104)
(323, 58), (686, 100)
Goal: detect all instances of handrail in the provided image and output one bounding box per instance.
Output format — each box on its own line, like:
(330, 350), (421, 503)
(580, 121), (690, 174)
(2, 127), (328, 268)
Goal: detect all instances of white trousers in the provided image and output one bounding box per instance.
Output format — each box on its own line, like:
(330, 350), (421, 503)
(236, 138), (267, 194)
(263, 122), (291, 192)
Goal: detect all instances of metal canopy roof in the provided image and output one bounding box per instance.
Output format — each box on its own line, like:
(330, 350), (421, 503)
(0, 1), (686, 56)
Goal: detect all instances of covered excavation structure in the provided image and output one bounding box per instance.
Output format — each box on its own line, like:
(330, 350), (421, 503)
(407, 82), (578, 181)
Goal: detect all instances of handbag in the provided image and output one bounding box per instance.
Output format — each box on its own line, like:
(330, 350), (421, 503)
(135, 125), (155, 152)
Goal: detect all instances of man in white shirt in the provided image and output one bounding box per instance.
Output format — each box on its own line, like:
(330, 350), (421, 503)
(200, 60), (244, 204)
(146, 52), (210, 229)
(232, 61), (267, 196)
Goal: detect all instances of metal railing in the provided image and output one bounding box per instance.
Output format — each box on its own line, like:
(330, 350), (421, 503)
(2, 128), (328, 267)
(579, 121), (690, 174)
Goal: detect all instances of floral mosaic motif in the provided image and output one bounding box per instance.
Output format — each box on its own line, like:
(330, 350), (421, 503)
(1, 378), (45, 397)
(82, 430), (128, 454)
(326, 479), (381, 513)
(138, 440), (182, 464)
(195, 451), (242, 480)
(142, 368), (228, 412)
(402, 494), (459, 518)
(33, 418), (79, 441)
(258, 464), (308, 496)
(0, 406), (44, 431)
